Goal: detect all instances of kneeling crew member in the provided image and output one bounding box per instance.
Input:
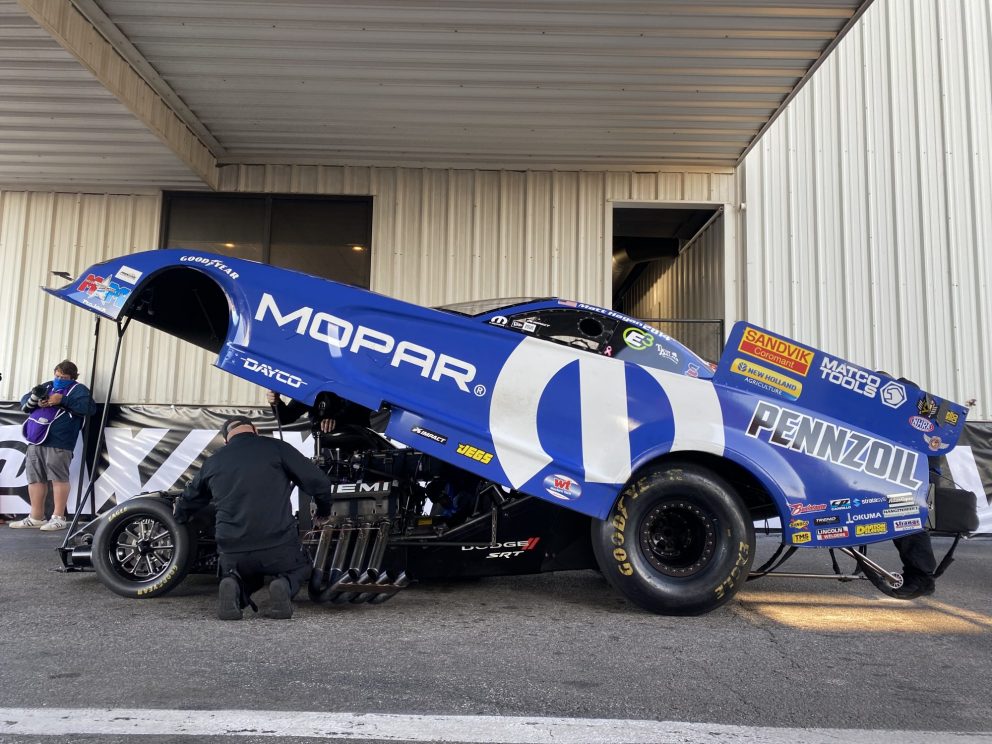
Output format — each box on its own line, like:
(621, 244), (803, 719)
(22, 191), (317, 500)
(174, 415), (333, 620)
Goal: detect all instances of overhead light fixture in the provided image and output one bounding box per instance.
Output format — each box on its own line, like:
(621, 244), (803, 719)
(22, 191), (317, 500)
(223, 242), (235, 249)
(351, 245), (365, 252)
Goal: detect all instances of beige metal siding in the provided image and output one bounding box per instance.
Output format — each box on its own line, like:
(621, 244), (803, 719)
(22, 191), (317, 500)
(0, 190), (258, 405)
(218, 164), (734, 308)
(742, 0), (992, 419)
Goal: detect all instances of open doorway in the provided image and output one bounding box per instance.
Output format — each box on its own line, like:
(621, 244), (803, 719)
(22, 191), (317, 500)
(611, 203), (725, 361)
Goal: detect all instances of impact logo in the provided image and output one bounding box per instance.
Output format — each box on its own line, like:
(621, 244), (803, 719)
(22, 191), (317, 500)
(746, 401), (922, 490)
(77, 274), (132, 309)
(242, 357), (305, 388)
(544, 474), (582, 501)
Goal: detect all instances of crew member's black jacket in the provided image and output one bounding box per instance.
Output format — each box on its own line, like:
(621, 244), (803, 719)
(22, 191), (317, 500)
(274, 393), (371, 430)
(175, 433), (333, 553)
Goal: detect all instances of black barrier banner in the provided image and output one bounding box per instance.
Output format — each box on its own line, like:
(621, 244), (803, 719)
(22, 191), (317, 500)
(2, 401), (991, 532)
(0, 403), (309, 516)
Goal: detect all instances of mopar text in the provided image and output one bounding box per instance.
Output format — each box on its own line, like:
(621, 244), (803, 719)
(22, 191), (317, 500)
(255, 293), (477, 393)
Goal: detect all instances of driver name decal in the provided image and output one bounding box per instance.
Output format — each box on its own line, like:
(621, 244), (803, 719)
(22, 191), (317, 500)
(746, 400), (922, 490)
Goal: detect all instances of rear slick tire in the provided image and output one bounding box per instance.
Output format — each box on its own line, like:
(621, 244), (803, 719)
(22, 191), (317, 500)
(91, 496), (194, 598)
(593, 462), (754, 615)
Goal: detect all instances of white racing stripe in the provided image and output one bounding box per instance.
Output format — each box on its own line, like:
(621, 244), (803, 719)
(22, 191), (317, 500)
(0, 708), (988, 743)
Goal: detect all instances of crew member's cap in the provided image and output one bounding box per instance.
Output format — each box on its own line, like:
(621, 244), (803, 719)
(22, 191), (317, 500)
(221, 415), (255, 441)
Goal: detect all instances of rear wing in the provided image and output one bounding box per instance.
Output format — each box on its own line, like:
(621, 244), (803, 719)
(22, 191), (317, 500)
(713, 322), (969, 456)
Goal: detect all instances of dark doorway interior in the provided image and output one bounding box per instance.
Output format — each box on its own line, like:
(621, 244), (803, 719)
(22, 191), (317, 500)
(612, 206), (718, 310)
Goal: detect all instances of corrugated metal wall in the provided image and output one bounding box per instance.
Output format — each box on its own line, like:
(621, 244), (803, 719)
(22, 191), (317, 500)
(218, 164), (735, 306)
(741, 0), (992, 420)
(619, 211), (728, 360)
(1, 166), (733, 404)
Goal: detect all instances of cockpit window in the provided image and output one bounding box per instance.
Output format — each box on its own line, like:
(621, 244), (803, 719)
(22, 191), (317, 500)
(437, 297), (546, 317)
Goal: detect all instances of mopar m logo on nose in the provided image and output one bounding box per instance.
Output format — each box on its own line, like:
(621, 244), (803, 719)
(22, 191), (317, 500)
(255, 292), (477, 392)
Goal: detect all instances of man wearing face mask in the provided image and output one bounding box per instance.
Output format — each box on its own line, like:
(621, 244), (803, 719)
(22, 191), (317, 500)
(11, 360), (95, 531)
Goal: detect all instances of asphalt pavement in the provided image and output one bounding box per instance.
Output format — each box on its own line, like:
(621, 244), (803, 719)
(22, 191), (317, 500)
(0, 527), (990, 743)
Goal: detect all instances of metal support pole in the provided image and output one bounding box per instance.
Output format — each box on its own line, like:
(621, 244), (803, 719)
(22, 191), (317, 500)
(59, 316), (131, 556)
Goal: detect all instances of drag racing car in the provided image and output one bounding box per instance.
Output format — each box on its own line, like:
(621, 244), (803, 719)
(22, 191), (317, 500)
(52, 249), (979, 614)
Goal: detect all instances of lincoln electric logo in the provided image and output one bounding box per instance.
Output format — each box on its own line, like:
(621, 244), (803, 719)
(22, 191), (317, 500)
(254, 293), (478, 394)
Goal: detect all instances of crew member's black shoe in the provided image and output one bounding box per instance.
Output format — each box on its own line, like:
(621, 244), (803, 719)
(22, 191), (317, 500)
(267, 577), (294, 619)
(890, 573), (936, 600)
(217, 576), (243, 620)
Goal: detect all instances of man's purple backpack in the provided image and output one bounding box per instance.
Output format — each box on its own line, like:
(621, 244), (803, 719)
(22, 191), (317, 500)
(22, 382), (77, 445)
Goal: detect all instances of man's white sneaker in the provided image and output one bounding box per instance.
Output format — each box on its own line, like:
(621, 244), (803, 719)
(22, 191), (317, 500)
(40, 515), (68, 531)
(9, 516), (47, 529)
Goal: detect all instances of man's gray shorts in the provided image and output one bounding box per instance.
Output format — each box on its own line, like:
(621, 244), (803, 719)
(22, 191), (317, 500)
(25, 445), (73, 484)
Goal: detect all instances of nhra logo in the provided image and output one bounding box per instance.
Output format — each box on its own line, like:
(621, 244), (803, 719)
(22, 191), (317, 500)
(255, 293), (478, 394)
(544, 474), (581, 501)
(909, 415), (935, 433)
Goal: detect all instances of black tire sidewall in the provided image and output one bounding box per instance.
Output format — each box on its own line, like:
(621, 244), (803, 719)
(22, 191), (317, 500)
(593, 463), (755, 615)
(91, 497), (193, 599)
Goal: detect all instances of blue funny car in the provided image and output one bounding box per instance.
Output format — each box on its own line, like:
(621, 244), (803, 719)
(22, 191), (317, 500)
(51, 249), (977, 614)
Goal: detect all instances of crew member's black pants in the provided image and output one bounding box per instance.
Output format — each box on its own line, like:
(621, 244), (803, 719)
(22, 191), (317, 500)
(893, 531), (937, 579)
(218, 541), (312, 601)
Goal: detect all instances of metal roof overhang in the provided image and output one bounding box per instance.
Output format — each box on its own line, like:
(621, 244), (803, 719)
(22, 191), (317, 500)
(4, 0), (875, 189)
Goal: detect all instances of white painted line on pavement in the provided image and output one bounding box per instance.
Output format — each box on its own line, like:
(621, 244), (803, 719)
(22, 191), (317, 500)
(0, 708), (989, 743)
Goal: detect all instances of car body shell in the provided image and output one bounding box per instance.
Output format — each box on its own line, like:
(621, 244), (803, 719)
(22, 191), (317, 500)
(50, 249), (970, 549)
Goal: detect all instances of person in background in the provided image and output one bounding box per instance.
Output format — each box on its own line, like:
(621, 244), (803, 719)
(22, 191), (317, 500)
(10, 360), (95, 531)
(173, 415), (334, 620)
(266, 389), (371, 434)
